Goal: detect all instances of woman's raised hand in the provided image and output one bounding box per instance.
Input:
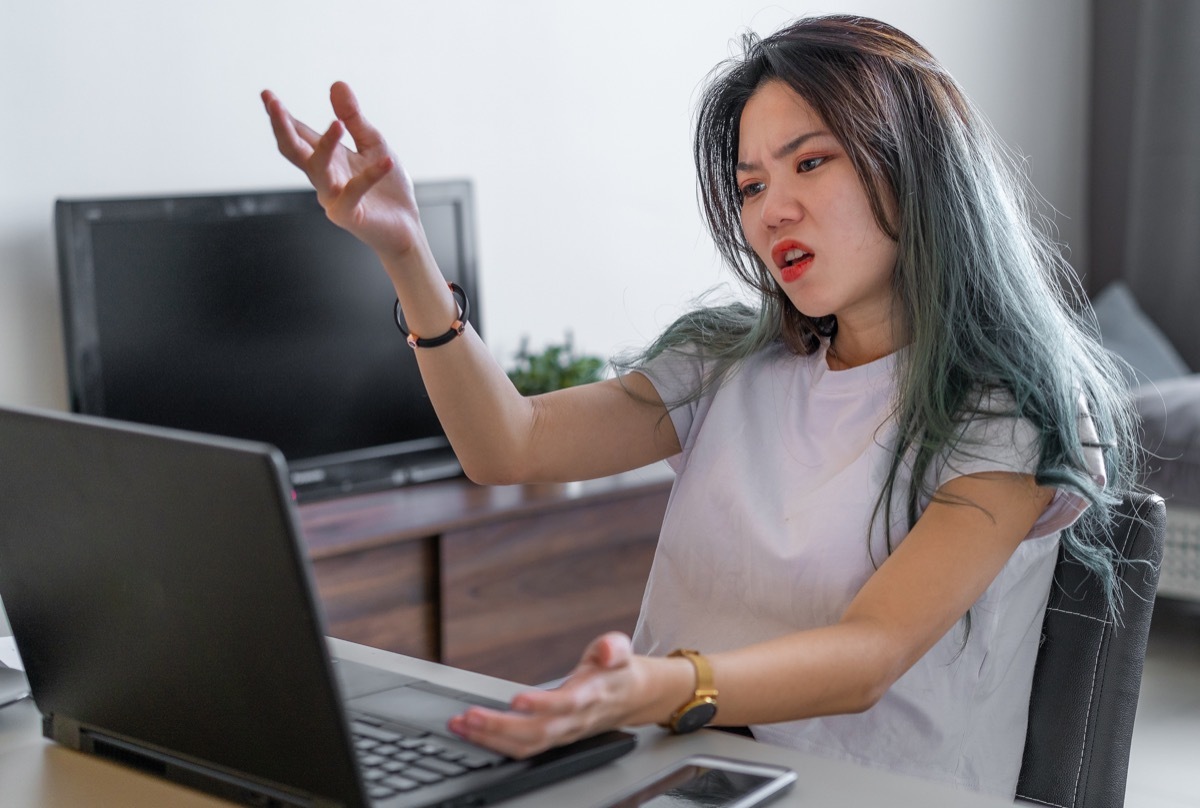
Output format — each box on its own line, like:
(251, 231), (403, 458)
(262, 82), (423, 264)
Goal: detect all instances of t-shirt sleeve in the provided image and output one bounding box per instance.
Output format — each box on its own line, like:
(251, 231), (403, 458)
(631, 348), (709, 471)
(929, 392), (1108, 540)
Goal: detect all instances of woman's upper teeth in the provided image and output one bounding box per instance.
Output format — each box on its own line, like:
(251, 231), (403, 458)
(784, 248), (808, 263)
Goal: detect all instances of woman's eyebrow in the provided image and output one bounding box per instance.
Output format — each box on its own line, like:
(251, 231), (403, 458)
(736, 130), (832, 172)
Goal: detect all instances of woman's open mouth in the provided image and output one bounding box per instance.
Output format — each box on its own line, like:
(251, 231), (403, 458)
(772, 241), (814, 283)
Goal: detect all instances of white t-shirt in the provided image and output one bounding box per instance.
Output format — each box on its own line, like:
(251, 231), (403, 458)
(632, 339), (1104, 797)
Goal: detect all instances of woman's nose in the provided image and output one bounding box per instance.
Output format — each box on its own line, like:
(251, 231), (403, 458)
(759, 184), (804, 228)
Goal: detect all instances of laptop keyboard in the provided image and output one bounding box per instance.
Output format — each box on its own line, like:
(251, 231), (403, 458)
(350, 714), (506, 802)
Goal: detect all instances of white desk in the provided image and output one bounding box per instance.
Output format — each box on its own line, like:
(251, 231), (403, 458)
(0, 638), (1017, 807)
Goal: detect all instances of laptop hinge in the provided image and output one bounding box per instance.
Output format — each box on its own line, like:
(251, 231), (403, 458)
(43, 712), (82, 749)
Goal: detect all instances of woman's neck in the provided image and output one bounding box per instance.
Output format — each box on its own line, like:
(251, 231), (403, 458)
(826, 324), (903, 370)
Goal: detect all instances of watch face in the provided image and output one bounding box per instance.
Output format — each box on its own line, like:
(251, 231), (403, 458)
(675, 700), (718, 734)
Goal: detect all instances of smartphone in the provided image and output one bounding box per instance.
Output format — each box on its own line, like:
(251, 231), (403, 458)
(598, 754), (797, 808)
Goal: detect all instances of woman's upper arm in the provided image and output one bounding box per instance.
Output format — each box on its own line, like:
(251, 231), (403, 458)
(839, 471), (1055, 689)
(491, 371), (681, 484)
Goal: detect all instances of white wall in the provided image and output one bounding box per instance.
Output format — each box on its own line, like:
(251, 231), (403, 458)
(0, 0), (1089, 412)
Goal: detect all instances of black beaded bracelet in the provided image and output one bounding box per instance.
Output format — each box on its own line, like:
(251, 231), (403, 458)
(393, 282), (470, 349)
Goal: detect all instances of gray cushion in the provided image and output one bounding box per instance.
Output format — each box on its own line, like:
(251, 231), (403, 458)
(1135, 375), (1200, 507)
(1092, 281), (1192, 386)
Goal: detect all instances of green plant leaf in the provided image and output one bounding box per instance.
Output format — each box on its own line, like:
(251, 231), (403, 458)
(506, 333), (605, 396)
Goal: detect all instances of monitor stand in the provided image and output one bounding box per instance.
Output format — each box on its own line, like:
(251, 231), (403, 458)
(289, 447), (464, 503)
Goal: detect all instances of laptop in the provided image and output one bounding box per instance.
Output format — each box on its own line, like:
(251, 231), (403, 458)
(0, 405), (636, 807)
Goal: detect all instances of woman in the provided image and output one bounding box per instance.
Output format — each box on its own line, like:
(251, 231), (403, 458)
(262, 14), (1137, 796)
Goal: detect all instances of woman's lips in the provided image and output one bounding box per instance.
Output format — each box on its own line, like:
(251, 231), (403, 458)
(771, 240), (814, 283)
(781, 254), (813, 283)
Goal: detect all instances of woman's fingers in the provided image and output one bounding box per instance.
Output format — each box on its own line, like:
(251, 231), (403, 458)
(329, 81), (386, 155)
(450, 689), (577, 757)
(330, 156), (395, 223)
(289, 115), (324, 149)
(576, 632), (633, 674)
(339, 156), (394, 203)
(262, 84), (419, 258)
(600, 633), (633, 667)
(450, 703), (590, 760)
(261, 91), (314, 167)
(511, 685), (588, 716)
(448, 636), (642, 758)
(308, 119), (347, 192)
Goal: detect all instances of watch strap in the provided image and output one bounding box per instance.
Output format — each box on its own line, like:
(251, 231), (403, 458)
(662, 648), (719, 732)
(670, 648), (718, 698)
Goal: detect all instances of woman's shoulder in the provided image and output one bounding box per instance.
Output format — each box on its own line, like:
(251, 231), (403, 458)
(642, 336), (799, 375)
(721, 338), (827, 383)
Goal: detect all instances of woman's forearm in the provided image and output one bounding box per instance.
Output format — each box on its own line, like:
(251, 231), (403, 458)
(701, 621), (897, 728)
(379, 241), (541, 484)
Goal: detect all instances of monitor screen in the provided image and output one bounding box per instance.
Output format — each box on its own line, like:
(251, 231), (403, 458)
(55, 182), (479, 501)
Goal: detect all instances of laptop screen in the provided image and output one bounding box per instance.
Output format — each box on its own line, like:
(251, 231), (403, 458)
(0, 408), (365, 805)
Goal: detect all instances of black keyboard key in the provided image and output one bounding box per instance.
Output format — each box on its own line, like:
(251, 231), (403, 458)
(401, 767), (444, 785)
(413, 757), (468, 778)
(382, 775), (421, 792)
(352, 722), (403, 744)
(459, 753), (500, 770)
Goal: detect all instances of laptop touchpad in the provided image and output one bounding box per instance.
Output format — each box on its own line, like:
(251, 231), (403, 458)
(331, 658), (421, 699)
(349, 687), (497, 735)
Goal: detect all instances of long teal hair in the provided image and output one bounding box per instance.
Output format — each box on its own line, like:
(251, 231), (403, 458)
(616, 15), (1140, 611)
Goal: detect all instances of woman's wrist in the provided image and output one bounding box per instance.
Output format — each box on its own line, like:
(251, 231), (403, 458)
(627, 654), (701, 727)
(380, 240), (462, 338)
(373, 224), (429, 270)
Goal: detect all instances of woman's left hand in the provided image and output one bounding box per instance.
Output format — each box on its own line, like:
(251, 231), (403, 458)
(447, 632), (665, 759)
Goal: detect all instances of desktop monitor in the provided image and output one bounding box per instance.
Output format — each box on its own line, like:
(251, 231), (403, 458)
(55, 182), (480, 501)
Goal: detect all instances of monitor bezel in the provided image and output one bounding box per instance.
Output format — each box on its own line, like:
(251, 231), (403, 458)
(54, 181), (480, 499)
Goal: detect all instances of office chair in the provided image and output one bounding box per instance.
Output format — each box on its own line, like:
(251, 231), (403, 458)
(1016, 491), (1166, 808)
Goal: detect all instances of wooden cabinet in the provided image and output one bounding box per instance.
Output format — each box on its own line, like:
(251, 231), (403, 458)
(299, 466), (672, 685)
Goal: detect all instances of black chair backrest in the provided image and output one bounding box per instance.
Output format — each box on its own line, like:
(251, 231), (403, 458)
(1016, 492), (1166, 808)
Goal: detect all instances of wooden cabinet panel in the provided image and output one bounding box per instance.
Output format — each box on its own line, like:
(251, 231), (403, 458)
(439, 490), (666, 685)
(309, 537), (438, 661)
(299, 466), (674, 683)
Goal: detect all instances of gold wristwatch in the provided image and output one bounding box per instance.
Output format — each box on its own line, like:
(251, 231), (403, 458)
(662, 648), (718, 733)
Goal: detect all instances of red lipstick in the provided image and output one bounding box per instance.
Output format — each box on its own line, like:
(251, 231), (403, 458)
(771, 239), (814, 283)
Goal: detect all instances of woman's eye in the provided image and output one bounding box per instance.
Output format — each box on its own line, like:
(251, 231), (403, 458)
(738, 181), (765, 201)
(798, 156), (827, 173)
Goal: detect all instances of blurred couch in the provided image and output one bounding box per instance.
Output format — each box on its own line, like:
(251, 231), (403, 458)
(1093, 281), (1200, 601)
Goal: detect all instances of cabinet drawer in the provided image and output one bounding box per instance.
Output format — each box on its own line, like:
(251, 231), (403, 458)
(311, 537), (438, 661)
(440, 490), (666, 685)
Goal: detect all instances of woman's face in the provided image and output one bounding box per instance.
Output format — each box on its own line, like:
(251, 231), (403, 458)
(736, 80), (899, 336)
